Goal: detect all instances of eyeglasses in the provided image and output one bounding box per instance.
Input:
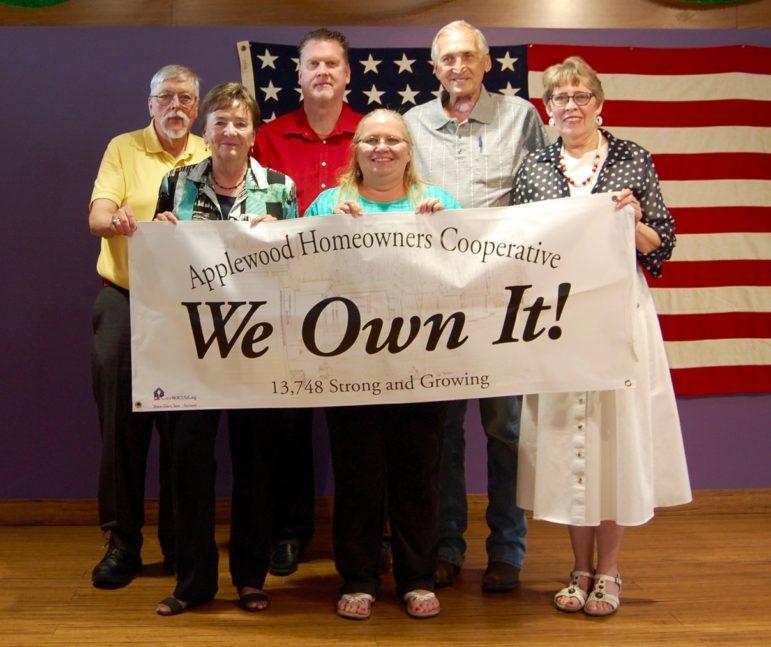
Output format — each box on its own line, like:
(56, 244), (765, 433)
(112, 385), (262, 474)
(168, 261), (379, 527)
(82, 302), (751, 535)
(550, 92), (595, 107)
(356, 135), (408, 148)
(151, 92), (197, 107)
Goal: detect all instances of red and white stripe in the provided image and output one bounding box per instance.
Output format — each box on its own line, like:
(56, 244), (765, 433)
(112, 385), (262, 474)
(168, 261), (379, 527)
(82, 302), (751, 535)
(528, 45), (771, 396)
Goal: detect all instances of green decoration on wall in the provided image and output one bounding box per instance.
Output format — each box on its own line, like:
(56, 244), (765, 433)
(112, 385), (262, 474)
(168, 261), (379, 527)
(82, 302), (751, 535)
(1, 0), (70, 7)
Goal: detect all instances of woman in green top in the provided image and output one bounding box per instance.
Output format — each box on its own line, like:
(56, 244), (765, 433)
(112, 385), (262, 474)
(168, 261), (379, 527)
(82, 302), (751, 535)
(307, 109), (459, 621)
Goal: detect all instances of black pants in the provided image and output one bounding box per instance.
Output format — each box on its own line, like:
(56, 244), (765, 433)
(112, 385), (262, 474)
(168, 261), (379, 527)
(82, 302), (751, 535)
(164, 408), (285, 601)
(164, 410), (220, 604)
(91, 285), (174, 557)
(327, 401), (446, 598)
(269, 407), (316, 547)
(229, 409), (287, 589)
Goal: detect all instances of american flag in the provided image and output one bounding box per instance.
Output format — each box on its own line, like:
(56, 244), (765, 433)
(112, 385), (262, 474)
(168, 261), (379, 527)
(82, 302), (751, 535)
(238, 40), (770, 398)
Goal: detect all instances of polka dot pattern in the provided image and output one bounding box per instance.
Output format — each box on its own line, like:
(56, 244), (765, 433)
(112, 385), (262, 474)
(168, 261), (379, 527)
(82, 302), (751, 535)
(511, 130), (676, 278)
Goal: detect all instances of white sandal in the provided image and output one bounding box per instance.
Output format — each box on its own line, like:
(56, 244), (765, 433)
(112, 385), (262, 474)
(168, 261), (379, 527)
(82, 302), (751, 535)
(336, 592), (374, 620)
(584, 573), (622, 616)
(402, 590), (440, 618)
(553, 570), (593, 612)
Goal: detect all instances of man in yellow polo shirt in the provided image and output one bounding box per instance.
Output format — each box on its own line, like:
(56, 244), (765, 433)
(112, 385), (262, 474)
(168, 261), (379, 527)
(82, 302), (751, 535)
(88, 64), (208, 588)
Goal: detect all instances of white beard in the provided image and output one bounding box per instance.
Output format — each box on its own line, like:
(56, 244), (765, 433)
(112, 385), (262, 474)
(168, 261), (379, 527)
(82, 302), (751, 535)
(158, 111), (190, 141)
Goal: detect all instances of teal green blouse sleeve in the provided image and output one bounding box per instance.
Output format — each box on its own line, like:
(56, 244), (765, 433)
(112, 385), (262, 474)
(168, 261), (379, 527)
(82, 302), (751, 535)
(304, 199), (320, 217)
(424, 184), (462, 210)
(304, 187), (339, 217)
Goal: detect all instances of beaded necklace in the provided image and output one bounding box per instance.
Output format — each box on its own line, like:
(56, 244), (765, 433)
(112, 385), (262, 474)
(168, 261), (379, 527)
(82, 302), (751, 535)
(212, 165), (248, 191)
(559, 130), (603, 188)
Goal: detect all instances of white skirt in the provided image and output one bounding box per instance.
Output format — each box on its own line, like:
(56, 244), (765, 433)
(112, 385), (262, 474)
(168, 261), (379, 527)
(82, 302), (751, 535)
(517, 271), (692, 526)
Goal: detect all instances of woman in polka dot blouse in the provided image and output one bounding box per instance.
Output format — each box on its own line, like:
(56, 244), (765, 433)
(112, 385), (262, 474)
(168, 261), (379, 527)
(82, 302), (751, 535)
(511, 56), (691, 617)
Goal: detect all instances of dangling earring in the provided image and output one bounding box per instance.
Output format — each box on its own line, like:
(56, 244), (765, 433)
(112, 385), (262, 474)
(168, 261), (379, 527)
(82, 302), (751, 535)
(596, 115), (603, 126)
(548, 115), (555, 127)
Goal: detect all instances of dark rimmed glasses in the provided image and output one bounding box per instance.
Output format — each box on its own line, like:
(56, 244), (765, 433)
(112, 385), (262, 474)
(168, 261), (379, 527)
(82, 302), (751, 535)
(550, 92), (595, 107)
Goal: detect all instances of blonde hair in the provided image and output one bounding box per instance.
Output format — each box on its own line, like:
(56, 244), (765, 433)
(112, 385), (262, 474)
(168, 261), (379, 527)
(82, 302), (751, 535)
(542, 56), (605, 105)
(337, 109), (425, 204)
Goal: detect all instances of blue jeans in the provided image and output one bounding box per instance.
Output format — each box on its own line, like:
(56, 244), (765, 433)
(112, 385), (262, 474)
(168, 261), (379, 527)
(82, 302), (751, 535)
(438, 396), (526, 568)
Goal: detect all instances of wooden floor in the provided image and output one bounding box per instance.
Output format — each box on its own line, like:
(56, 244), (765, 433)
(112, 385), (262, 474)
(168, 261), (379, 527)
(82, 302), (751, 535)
(1, 491), (769, 646)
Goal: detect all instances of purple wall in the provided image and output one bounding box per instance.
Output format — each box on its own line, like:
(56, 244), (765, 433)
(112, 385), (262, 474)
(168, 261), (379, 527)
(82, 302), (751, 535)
(1, 26), (768, 500)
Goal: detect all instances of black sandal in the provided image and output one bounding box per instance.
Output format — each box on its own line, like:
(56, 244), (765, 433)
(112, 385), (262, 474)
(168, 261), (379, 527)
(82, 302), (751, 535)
(239, 590), (269, 612)
(156, 596), (188, 616)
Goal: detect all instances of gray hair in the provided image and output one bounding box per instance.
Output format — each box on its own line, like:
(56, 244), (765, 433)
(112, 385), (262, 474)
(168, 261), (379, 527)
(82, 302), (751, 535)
(430, 20), (489, 64)
(149, 64), (201, 98)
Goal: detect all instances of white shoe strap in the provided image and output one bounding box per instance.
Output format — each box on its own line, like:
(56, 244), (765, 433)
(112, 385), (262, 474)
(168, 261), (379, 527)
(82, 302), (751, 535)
(341, 593), (374, 603)
(403, 591), (436, 603)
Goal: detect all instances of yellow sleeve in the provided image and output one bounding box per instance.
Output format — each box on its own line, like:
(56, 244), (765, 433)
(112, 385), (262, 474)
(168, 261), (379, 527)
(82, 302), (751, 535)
(90, 136), (126, 208)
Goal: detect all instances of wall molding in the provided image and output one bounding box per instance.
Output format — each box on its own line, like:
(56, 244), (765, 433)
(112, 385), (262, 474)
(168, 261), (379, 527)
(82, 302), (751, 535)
(1, 489), (768, 525)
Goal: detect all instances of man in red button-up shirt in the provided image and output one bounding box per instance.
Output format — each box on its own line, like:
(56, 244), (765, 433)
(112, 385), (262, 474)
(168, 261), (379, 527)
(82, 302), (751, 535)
(251, 28), (363, 579)
(254, 28), (363, 215)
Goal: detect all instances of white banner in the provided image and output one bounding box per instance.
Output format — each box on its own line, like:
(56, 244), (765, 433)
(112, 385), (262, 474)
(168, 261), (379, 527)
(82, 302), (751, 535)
(129, 194), (639, 411)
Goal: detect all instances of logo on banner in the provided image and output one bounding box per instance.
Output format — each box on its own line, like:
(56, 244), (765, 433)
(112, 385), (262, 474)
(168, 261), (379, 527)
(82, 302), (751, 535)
(151, 387), (197, 407)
